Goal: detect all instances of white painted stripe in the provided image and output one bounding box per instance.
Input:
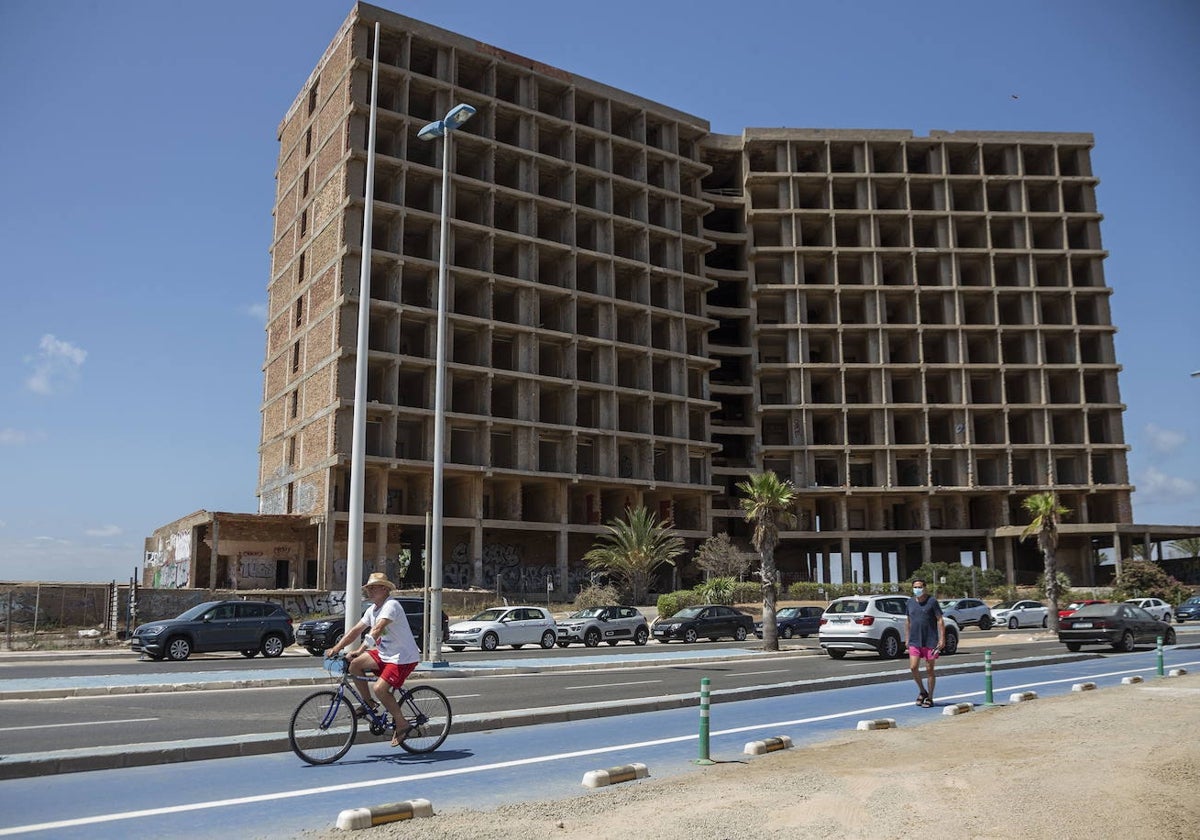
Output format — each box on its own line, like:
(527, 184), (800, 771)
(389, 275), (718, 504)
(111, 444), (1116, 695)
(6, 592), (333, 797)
(0, 717), (156, 733)
(3, 657), (1198, 836)
(734, 669), (790, 677)
(563, 680), (661, 691)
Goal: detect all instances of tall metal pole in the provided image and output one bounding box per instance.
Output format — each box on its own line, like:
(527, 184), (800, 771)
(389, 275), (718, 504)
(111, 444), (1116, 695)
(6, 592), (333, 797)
(345, 22), (381, 635)
(427, 126), (452, 663)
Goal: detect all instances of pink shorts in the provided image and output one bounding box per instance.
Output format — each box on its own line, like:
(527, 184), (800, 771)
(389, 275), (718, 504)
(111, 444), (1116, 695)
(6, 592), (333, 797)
(366, 649), (417, 689)
(908, 645), (940, 661)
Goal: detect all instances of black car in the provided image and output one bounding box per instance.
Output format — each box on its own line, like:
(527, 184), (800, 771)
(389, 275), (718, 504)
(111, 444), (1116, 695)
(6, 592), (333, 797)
(755, 605), (823, 639)
(1175, 596), (1200, 623)
(132, 600), (295, 661)
(652, 604), (755, 643)
(1058, 602), (1177, 652)
(295, 596), (449, 656)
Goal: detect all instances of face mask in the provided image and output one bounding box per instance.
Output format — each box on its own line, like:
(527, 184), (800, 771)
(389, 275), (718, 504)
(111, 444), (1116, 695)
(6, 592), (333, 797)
(913, 587), (925, 597)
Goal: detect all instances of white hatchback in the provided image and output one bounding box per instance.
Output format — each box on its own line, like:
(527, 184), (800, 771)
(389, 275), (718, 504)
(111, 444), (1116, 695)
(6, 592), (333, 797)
(446, 606), (557, 652)
(990, 599), (1048, 629)
(1123, 597), (1173, 623)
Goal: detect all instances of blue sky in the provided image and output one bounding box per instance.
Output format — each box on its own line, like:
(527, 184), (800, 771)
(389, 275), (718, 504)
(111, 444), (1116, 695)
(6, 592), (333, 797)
(1, 1), (1197, 583)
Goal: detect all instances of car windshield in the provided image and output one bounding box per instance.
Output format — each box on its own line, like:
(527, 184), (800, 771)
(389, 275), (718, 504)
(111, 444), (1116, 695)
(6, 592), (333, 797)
(777, 608), (800, 618)
(1072, 604), (1119, 617)
(1186, 598), (1200, 606)
(992, 601), (1016, 609)
(672, 607), (703, 619)
(175, 602), (221, 621)
(826, 600), (868, 615)
(570, 608), (604, 618)
(469, 608), (508, 622)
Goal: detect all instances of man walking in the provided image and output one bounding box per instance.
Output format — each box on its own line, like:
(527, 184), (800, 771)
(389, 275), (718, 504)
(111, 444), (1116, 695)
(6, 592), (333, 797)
(906, 578), (945, 707)
(326, 572), (421, 746)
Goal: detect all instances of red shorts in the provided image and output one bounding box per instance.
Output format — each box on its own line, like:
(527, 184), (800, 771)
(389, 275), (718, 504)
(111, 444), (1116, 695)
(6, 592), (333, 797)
(908, 645), (940, 661)
(366, 649), (417, 689)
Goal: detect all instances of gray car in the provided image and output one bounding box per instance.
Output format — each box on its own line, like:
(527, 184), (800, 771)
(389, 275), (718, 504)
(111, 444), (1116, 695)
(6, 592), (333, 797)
(131, 600), (295, 661)
(938, 598), (993, 629)
(556, 606), (649, 647)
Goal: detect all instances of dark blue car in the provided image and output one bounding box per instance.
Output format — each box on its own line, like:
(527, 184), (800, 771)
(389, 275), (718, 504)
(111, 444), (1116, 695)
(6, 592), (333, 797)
(755, 605), (823, 639)
(1176, 596), (1200, 623)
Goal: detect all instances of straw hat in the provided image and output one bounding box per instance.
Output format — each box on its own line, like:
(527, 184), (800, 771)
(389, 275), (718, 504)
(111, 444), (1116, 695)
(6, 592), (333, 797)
(361, 572), (398, 593)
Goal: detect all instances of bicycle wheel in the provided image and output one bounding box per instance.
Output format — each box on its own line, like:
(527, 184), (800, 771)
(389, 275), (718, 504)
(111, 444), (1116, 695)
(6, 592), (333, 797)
(396, 685), (452, 754)
(289, 689), (357, 765)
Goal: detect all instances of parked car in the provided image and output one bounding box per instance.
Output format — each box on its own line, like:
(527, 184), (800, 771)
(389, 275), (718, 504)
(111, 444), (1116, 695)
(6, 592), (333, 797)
(818, 594), (960, 660)
(652, 604), (755, 643)
(1058, 602), (1177, 652)
(1123, 597), (1173, 623)
(132, 600), (295, 662)
(1058, 599), (1107, 620)
(755, 605), (823, 639)
(1175, 596), (1200, 623)
(557, 606), (649, 647)
(938, 598), (993, 629)
(446, 606), (557, 652)
(990, 599), (1049, 629)
(295, 596), (449, 656)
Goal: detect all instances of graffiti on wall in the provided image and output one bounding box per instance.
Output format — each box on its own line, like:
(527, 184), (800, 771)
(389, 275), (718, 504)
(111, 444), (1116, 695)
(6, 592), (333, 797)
(279, 590), (348, 617)
(147, 530), (191, 589)
(445, 542), (591, 594)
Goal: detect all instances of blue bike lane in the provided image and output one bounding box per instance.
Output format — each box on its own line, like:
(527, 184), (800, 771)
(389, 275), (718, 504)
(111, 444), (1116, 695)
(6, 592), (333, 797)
(1, 647), (1196, 839)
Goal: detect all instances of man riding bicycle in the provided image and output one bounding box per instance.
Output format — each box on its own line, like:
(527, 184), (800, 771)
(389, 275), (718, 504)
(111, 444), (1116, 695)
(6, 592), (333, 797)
(326, 572), (420, 747)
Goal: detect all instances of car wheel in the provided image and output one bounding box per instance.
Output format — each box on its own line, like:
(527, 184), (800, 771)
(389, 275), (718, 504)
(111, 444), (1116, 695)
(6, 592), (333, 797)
(1041, 615), (1048, 629)
(481, 632), (499, 651)
(942, 628), (958, 656)
(1008, 617), (1018, 630)
(584, 628), (601, 647)
(878, 632), (901, 660)
(828, 649), (847, 659)
(683, 628), (698, 643)
(261, 633), (286, 658)
(734, 626), (748, 642)
(1065, 642), (1082, 652)
(556, 641), (570, 648)
(1114, 630), (1135, 653)
(979, 615), (992, 630)
(634, 627), (649, 646)
(781, 626), (794, 639)
(166, 636), (191, 661)
(448, 645), (465, 652)
(306, 646), (325, 657)
(540, 630), (557, 649)
(240, 649), (258, 658)
(1164, 628), (1177, 645)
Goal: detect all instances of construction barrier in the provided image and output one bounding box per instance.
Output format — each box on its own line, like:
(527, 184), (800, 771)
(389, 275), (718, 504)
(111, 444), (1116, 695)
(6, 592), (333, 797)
(1121, 675), (1144, 685)
(941, 702), (973, 716)
(336, 799), (433, 830)
(1072, 682), (1097, 692)
(1169, 668), (1188, 677)
(582, 762), (650, 788)
(856, 718), (897, 731)
(744, 736), (793, 755)
(1009, 691), (1038, 703)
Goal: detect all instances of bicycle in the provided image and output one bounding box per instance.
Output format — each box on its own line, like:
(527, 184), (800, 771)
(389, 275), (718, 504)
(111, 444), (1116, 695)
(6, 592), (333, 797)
(288, 656), (452, 765)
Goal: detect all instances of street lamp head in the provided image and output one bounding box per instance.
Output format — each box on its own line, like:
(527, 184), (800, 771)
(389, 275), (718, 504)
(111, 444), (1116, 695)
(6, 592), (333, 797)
(418, 103), (476, 141)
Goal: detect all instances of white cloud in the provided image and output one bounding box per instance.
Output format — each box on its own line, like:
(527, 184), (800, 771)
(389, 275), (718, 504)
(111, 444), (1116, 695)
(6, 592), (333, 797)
(25, 334), (87, 395)
(85, 524), (123, 538)
(1136, 466), (1199, 503)
(0, 428), (45, 445)
(244, 303), (268, 323)
(1144, 423), (1187, 455)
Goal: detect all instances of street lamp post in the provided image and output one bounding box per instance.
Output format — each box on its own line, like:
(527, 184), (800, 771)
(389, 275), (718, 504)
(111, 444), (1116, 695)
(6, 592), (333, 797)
(418, 103), (475, 664)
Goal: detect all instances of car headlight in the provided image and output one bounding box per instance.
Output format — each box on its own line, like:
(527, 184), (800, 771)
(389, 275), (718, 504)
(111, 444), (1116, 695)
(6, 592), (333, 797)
(314, 621), (336, 630)
(141, 626), (165, 636)
(667, 623), (681, 631)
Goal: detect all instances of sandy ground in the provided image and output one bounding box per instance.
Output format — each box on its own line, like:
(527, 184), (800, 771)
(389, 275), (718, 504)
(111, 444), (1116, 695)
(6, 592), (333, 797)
(308, 670), (1200, 840)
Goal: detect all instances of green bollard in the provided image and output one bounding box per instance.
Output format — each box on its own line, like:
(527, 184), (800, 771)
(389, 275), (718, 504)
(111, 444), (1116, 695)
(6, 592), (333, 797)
(984, 649), (995, 705)
(696, 677), (714, 765)
(1157, 636), (1164, 677)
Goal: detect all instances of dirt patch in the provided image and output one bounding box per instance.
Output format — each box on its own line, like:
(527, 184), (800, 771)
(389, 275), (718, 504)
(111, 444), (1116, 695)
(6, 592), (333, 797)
(307, 672), (1200, 839)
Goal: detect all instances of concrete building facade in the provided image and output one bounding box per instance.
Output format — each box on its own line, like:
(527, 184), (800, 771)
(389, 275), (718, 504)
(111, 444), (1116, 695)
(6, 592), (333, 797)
(138, 2), (1193, 596)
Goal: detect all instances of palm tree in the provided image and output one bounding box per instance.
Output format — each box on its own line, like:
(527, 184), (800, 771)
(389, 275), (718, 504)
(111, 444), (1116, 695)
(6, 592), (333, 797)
(737, 471), (798, 651)
(1171, 537), (1200, 559)
(1020, 492), (1071, 632)
(582, 506), (684, 605)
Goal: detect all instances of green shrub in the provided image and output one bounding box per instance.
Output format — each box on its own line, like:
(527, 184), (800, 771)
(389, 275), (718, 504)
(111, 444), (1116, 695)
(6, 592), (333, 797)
(1035, 571), (1074, 604)
(1112, 560), (1192, 605)
(696, 577), (736, 605)
(907, 561), (1004, 599)
(656, 589), (703, 619)
(731, 581), (762, 604)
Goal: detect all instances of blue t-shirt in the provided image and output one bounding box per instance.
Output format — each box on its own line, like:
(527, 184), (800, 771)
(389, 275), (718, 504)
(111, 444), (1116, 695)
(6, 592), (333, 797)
(906, 595), (942, 648)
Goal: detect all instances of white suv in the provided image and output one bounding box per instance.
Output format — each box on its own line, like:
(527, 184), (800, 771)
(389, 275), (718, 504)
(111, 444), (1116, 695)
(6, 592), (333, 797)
(819, 594), (960, 660)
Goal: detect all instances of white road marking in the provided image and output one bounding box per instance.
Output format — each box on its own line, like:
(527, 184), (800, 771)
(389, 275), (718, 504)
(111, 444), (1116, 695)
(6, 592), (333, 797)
(733, 669), (790, 677)
(3, 656), (1198, 836)
(563, 679), (662, 690)
(0, 717), (157, 733)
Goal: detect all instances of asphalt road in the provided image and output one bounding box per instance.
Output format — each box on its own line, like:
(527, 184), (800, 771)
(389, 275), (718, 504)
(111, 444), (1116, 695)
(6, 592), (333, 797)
(0, 627), (1162, 757)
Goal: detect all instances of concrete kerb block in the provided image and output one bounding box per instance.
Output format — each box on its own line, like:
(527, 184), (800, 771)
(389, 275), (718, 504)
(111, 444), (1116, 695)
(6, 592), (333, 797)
(582, 762), (649, 788)
(1008, 691), (1038, 703)
(1121, 676), (1144, 685)
(1072, 682), (1097, 692)
(744, 735), (793, 755)
(856, 718), (897, 731)
(336, 799), (433, 830)
(941, 702), (974, 716)
(1168, 668), (1188, 677)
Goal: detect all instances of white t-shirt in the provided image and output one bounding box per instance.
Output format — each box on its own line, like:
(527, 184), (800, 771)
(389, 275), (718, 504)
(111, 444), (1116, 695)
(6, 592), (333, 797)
(361, 599), (420, 664)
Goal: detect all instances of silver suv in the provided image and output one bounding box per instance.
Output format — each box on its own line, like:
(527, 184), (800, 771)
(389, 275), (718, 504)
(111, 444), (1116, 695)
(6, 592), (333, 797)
(819, 594), (960, 659)
(556, 606), (649, 647)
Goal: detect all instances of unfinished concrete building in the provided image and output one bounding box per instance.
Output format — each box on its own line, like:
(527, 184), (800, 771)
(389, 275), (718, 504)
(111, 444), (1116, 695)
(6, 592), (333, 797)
(249, 2), (1157, 596)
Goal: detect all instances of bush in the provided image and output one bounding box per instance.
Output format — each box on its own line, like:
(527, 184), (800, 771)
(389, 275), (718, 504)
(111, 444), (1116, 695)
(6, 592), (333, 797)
(1112, 560), (1192, 606)
(731, 581), (762, 604)
(1035, 571), (1074, 604)
(907, 561), (1004, 599)
(696, 577), (736, 605)
(573, 584), (622, 610)
(656, 589), (704, 619)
